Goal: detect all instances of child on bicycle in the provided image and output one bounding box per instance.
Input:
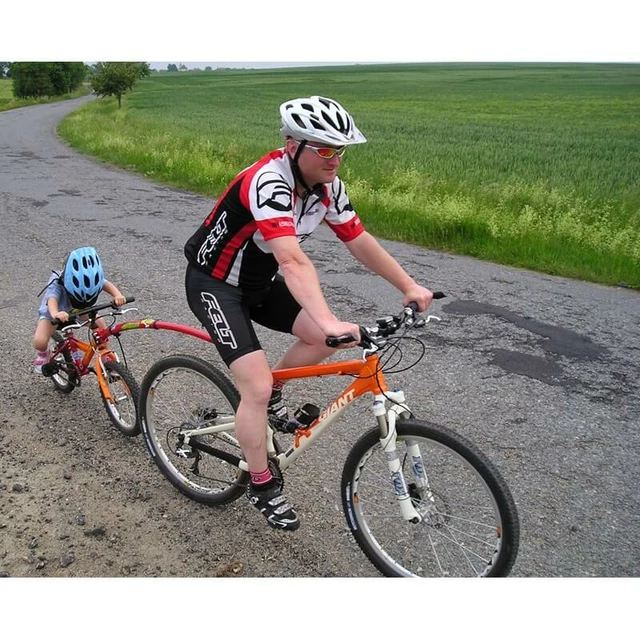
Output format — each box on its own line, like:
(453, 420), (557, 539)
(33, 246), (126, 372)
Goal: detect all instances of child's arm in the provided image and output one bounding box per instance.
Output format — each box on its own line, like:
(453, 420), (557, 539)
(102, 280), (127, 306)
(47, 295), (69, 323)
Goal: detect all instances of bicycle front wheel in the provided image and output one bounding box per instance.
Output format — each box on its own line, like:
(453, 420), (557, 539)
(342, 420), (519, 577)
(99, 360), (141, 437)
(49, 332), (77, 393)
(139, 354), (248, 505)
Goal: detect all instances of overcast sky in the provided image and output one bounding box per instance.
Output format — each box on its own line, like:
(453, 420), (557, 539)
(4, 1), (639, 64)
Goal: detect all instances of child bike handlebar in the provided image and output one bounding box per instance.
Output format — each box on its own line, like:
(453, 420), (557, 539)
(52, 296), (137, 329)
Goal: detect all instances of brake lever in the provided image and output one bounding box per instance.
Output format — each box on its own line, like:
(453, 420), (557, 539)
(406, 291), (446, 328)
(116, 306), (138, 316)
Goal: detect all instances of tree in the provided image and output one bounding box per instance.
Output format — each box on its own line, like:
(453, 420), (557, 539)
(0, 62), (10, 78)
(90, 62), (151, 108)
(167, 63), (178, 72)
(9, 62), (86, 98)
(49, 62), (86, 94)
(10, 63), (54, 98)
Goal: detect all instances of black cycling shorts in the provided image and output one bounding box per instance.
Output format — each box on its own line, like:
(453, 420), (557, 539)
(185, 264), (302, 366)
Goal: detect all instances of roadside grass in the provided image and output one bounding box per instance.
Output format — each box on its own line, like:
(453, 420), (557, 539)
(0, 78), (89, 112)
(57, 63), (640, 288)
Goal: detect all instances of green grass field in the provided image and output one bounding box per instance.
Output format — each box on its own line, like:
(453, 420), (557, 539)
(0, 78), (89, 111)
(57, 63), (640, 288)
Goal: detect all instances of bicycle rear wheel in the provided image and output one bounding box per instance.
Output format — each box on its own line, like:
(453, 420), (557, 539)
(99, 360), (141, 437)
(139, 354), (248, 505)
(342, 419), (519, 577)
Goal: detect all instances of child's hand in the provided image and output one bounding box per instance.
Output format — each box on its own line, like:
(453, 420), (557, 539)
(54, 311), (69, 323)
(112, 295), (127, 307)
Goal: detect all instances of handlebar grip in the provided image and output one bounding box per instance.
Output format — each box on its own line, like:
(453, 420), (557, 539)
(408, 292), (445, 312)
(325, 333), (358, 348)
(124, 296), (135, 304)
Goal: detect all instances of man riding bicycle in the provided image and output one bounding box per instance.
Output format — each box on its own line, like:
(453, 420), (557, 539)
(184, 95), (434, 531)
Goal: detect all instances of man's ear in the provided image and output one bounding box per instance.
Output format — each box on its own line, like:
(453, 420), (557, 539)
(285, 138), (298, 157)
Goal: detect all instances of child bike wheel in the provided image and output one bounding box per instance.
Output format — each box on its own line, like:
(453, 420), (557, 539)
(49, 332), (78, 394)
(139, 354), (249, 506)
(342, 419), (520, 577)
(99, 360), (141, 437)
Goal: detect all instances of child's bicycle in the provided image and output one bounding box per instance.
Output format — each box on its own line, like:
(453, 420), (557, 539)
(41, 296), (142, 437)
(137, 296), (520, 577)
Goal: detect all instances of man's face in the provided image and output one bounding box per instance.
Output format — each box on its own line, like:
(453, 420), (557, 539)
(287, 139), (345, 186)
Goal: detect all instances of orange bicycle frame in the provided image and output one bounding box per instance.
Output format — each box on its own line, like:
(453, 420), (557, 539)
(58, 332), (117, 401)
(264, 354), (392, 466)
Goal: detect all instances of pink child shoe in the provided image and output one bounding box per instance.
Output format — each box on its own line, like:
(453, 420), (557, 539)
(34, 349), (50, 373)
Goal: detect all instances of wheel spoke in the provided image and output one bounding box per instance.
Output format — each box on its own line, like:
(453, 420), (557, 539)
(342, 420), (519, 577)
(101, 361), (140, 436)
(139, 355), (248, 505)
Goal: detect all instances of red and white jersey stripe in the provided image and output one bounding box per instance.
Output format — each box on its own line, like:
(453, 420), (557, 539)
(184, 148), (364, 289)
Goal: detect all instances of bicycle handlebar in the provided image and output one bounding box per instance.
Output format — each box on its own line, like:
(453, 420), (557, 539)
(52, 296), (136, 328)
(325, 292), (446, 349)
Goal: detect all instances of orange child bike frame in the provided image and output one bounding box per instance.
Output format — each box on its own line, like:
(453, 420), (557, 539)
(55, 332), (119, 402)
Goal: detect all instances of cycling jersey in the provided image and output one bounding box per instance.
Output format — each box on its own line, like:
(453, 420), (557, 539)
(184, 148), (365, 290)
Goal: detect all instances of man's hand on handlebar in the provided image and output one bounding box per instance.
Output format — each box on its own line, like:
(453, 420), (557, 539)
(324, 320), (361, 349)
(402, 285), (434, 313)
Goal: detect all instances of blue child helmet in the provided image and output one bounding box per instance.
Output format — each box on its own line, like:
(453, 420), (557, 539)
(62, 246), (104, 308)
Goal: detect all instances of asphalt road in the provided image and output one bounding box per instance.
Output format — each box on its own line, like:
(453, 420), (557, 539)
(1, 96), (639, 578)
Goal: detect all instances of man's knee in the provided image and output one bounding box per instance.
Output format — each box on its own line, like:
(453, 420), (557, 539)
(231, 354), (273, 406)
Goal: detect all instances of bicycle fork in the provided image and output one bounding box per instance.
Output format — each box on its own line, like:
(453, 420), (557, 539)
(372, 391), (432, 524)
(93, 349), (118, 401)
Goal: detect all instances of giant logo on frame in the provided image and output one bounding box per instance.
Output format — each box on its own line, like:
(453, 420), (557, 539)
(318, 389), (355, 422)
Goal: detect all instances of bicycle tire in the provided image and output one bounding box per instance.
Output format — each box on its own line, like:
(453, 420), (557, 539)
(342, 419), (520, 577)
(99, 360), (141, 437)
(139, 354), (250, 505)
(49, 332), (77, 394)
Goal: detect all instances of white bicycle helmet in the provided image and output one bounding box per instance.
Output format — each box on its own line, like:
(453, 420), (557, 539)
(280, 96), (367, 146)
(61, 246), (104, 308)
